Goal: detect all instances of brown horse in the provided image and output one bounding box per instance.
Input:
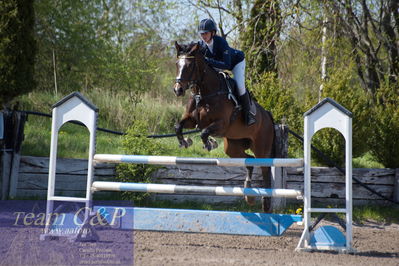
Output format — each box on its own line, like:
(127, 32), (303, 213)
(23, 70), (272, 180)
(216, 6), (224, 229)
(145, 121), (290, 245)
(173, 42), (275, 212)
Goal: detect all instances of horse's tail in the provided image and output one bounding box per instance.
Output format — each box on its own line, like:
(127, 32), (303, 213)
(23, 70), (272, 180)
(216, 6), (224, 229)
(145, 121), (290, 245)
(257, 103), (276, 158)
(267, 110), (276, 158)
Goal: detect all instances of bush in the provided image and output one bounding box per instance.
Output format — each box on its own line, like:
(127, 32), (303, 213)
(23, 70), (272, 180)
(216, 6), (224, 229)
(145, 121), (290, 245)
(248, 72), (303, 157)
(248, 68), (372, 167)
(116, 120), (168, 201)
(304, 66), (370, 166)
(367, 82), (399, 168)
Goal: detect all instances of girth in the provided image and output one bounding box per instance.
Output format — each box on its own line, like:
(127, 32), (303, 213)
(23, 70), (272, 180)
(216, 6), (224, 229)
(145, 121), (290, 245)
(191, 77), (241, 126)
(192, 90), (228, 106)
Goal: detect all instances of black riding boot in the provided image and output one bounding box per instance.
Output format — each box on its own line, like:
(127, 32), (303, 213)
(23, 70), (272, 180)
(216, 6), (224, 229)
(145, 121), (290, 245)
(239, 91), (256, 126)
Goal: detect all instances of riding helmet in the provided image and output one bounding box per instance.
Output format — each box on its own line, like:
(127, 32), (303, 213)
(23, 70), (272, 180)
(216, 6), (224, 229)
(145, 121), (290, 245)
(198, 19), (217, 34)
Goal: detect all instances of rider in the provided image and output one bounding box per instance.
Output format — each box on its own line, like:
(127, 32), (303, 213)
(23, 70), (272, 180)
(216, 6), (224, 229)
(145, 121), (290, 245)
(197, 18), (256, 126)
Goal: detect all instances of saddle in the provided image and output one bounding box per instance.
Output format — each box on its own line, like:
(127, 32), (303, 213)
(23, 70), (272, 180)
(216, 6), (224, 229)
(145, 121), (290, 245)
(219, 72), (257, 116)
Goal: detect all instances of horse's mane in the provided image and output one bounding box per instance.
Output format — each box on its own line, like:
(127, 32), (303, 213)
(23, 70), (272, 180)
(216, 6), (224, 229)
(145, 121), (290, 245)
(179, 42), (196, 53)
(178, 41), (219, 75)
(178, 42), (206, 55)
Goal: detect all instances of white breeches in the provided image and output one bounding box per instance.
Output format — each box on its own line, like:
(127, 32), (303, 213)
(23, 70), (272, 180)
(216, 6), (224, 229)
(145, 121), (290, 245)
(232, 59), (246, 96)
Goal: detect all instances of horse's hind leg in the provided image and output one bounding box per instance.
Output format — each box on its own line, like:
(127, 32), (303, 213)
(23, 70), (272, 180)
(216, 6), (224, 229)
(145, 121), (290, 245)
(260, 167), (272, 212)
(251, 118), (274, 212)
(224, 138), (255, 206)
(244, 165), (255, 206)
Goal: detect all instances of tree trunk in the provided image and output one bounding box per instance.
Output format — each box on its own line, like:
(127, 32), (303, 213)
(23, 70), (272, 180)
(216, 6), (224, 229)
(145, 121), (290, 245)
(382, 0), (399, 84)
(241, 0), (281, 77)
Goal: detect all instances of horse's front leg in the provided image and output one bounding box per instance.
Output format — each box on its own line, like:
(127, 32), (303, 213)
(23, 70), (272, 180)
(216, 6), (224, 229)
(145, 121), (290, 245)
(200, 121), (223, 151)
(175, 116), (196, 148)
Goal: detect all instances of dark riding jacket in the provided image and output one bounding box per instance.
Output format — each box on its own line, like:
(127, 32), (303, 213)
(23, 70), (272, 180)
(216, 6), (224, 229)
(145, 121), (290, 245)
(198, 35), (244, 71)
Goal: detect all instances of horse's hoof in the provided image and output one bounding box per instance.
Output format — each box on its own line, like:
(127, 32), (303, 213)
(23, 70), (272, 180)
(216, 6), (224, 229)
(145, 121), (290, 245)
(209, 138), (218, 149)
(244, 180), (256, 206)
(203, 138), (218, 151)
(203, 144), (212, 151)
(186, 138), (193, 147)
(245, 195), (256, 206)
(179, 142), (187, 148)
(179, 138), (192, 148)
(262, 197), (272, 213)
(244, 180), (251, 188)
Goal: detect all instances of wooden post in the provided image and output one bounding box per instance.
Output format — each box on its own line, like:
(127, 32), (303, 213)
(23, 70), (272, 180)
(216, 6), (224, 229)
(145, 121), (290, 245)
(271, 124), (289, 210)
(274, 124), (288, 158)
(9, 111), (26, 198)
(394, 168), (399, 203)
(1, 110), (12, 200)
(1, 110), (26, 200)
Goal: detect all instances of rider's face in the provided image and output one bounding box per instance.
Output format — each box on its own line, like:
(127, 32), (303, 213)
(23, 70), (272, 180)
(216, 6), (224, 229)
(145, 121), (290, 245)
(200, 32), (213, 44)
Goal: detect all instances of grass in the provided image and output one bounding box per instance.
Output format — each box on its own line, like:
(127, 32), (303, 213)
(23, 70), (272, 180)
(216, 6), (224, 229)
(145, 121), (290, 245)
(22, 116), (124, 158)
(353, 205), (399, 224)
(96, 195), (399, 225)
(151, 200), (399, 224)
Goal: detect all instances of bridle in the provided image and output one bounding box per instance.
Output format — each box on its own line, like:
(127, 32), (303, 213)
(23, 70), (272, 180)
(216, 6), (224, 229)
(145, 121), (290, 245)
(175, 53), (230, 124)
(175, 55), (199, 91)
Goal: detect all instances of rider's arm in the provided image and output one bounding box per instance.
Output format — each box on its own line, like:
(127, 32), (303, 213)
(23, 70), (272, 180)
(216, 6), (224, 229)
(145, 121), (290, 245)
(205, 49), (232, 70)
(204, 36), (232, 70)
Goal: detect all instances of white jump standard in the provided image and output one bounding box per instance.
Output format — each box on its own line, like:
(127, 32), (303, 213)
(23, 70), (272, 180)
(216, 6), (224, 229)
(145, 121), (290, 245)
(43, 92), (355, 253)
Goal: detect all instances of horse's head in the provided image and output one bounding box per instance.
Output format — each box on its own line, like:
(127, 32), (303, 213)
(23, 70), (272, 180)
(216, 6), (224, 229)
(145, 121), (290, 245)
(173, 41), (203, 96)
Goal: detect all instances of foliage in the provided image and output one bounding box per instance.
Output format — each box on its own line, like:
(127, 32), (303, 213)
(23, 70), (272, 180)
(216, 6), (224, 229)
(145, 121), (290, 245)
(305, 65), (370, 166)
(0, 0), (36, 106)
(248, 72), (302, 157)
(34, 0), (169, 103)
(367, 81), (399, 168)
(241, 0), (281, 75)
(116, 120), (168, 201)
(325, 0), (399, 96)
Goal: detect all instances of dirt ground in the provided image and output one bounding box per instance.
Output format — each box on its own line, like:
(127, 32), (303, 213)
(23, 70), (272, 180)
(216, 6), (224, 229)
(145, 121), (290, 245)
(1, 218), (398, 265)
(134, 222), (399, 266)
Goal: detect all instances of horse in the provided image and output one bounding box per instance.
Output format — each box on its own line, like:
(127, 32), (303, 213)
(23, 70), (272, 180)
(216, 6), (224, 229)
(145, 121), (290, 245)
(172, 41), (275, 212)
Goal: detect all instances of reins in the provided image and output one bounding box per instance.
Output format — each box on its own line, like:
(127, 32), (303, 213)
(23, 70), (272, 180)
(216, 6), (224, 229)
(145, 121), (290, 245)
(176, 53), (232, 125)
(179, 55), (227, 98)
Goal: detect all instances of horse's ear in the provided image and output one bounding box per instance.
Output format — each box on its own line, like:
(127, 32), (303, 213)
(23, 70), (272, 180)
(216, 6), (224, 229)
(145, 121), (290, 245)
(188, 43), (199, 55)
(175, 41), (181, 53)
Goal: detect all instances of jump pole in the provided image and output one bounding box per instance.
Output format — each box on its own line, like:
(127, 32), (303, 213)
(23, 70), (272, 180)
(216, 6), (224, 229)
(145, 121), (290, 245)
(43, 92), (354, 253)
(93, 154), (303, 167)
(91, 181), (303, 199)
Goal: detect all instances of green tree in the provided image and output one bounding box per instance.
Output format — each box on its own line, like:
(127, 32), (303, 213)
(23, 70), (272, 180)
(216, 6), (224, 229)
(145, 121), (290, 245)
(34, 0), (170, 99)
(0, 0), (36, 106)
(327, 0), (399, 97)
(366, 81), (399, 168)
(241, 0), (281, 76)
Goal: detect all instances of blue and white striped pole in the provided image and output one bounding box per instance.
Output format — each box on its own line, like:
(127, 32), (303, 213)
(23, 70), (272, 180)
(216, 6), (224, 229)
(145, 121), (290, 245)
(94, 154), (304, 167)
(91, 182), (303, 199)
